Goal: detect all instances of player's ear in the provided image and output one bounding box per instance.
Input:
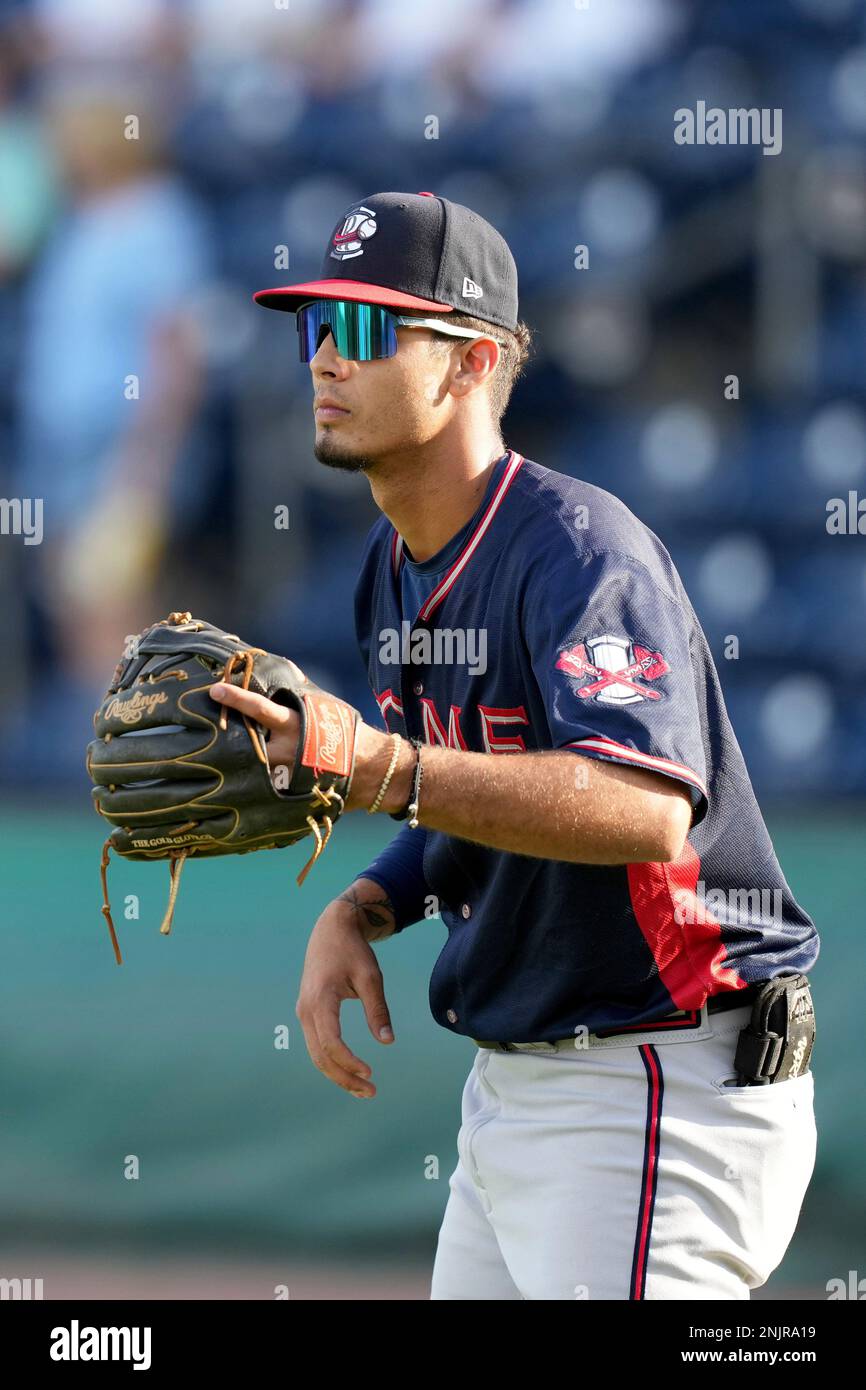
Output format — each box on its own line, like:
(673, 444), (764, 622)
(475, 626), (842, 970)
(449, 337), (500, 398)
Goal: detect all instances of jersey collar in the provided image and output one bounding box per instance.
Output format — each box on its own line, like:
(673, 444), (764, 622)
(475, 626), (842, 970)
(390, 449), (525, 623)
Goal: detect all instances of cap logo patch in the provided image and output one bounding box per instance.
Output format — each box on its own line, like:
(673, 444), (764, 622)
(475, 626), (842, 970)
(331, 206), (378, 261)
(462, 276), (483, 299)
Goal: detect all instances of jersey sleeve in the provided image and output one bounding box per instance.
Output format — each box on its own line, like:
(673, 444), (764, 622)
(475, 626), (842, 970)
(354, 824), (432, 933)
(525, 549), (709, 823)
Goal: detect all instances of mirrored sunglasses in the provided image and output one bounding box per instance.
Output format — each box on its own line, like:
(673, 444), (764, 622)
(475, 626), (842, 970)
(296, 299), (503, 362)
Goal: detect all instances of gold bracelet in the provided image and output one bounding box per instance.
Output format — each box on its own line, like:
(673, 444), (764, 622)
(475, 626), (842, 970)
(367, 733), (403, 814)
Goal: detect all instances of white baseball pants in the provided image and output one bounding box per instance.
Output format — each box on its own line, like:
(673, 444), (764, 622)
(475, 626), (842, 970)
(430, 1002), (817, 1300)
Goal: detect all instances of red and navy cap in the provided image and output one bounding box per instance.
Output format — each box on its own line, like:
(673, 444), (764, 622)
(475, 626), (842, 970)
(253, 190), (518, 331)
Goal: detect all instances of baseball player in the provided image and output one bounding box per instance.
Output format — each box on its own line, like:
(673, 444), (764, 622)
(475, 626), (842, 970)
(211, 191), (818, 1300)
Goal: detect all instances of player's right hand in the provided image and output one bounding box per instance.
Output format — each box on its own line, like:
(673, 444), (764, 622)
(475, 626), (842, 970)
(296, 890), (396, 1099)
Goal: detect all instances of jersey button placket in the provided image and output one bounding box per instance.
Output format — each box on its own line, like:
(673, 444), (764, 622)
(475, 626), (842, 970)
(400, 617), (428, 736)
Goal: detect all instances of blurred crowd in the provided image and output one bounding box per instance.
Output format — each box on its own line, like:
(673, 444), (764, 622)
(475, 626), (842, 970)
(0, 0), (864, 793)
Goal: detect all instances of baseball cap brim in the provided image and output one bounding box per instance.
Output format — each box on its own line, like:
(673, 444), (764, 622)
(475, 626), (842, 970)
(253, 279), (455, 314)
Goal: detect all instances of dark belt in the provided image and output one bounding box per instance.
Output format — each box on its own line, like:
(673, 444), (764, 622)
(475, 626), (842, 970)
(707, 983), (763, 1015)
(473, 984), (764, 1052)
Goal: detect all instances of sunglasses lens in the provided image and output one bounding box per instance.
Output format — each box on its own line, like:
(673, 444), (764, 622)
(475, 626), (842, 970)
(297, 301), (397, 361)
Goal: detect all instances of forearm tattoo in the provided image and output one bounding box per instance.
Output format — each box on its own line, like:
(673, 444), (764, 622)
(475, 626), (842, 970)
(337, 885), (397, 942)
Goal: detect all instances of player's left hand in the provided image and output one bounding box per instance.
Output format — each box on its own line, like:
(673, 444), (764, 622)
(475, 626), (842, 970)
(209, 681), (410, 813)
(209, 681), (300, 789)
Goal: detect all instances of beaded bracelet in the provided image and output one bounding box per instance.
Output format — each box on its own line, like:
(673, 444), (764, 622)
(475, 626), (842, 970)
(367, 732), (403, 814)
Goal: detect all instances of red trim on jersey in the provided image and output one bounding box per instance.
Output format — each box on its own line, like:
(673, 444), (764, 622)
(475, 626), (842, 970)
(567, 735), (708, 800)
(389, 450), (525, 610)
(626, 843), (745, 1012)
(419, 451), (524, 621)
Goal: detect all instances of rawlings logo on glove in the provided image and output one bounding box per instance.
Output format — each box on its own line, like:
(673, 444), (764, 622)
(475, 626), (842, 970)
(103, 690), (170, 723)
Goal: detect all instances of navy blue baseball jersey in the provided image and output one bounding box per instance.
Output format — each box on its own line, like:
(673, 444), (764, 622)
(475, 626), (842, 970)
(354, 449), (819, 1041)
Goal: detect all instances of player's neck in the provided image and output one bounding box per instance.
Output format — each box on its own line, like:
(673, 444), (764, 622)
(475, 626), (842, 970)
(368, 432), (506, 562)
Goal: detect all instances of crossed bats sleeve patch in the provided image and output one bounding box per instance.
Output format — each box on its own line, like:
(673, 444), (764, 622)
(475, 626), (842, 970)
(528, 553), (709, 815)
(555, 635), (671, 703)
